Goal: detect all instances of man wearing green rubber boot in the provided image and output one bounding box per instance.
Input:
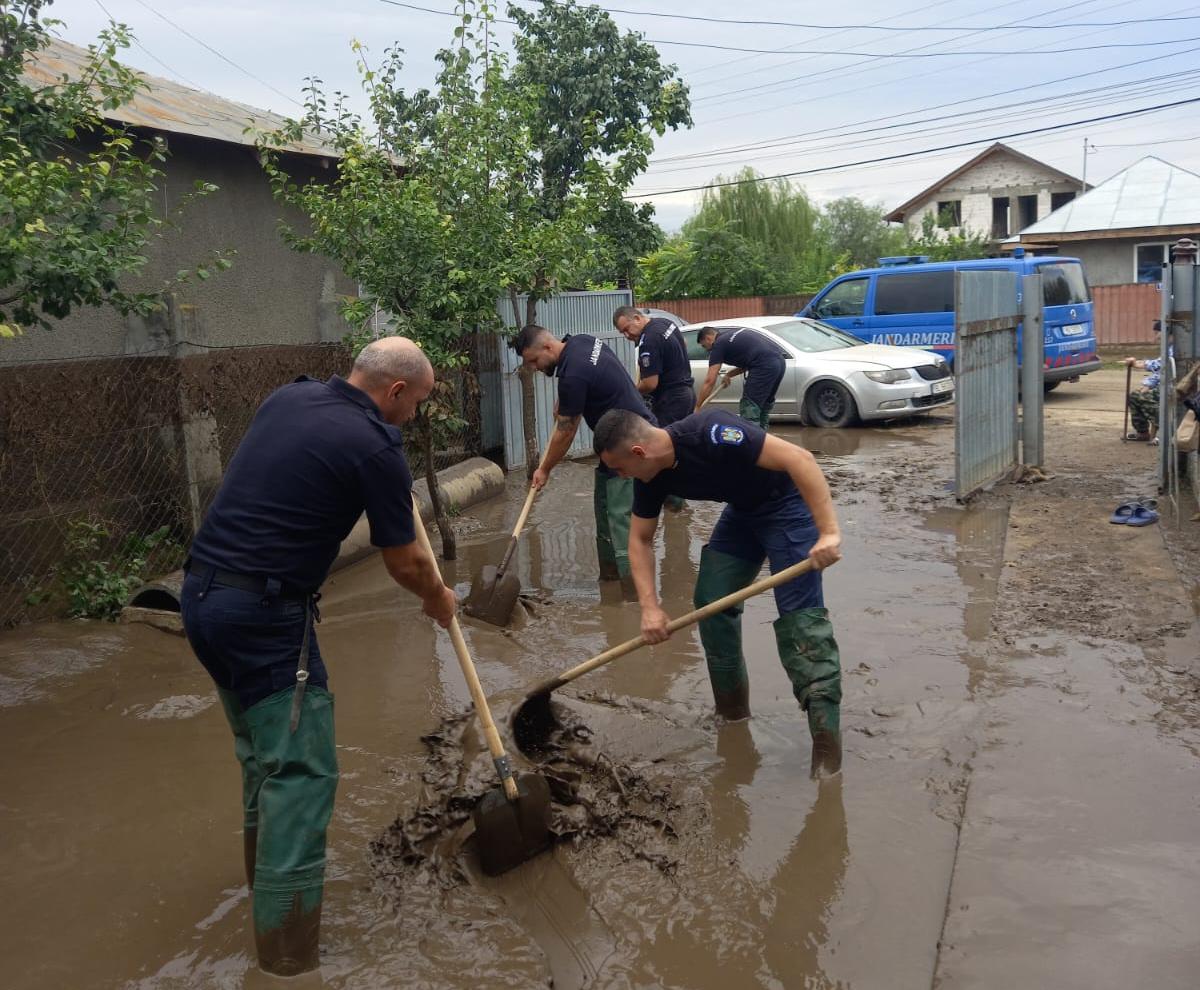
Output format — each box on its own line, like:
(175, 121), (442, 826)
(181, 338), (457, 977)
(593, 407), (844, 778)
(694, 325), (788, 428)
(511, 323), (656, 585)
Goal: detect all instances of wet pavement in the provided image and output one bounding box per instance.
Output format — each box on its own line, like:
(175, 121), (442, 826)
(2, 378), (1198, 989)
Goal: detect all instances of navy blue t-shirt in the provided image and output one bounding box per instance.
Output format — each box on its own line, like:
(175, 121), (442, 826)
(637, 317), (692, 398)
(556, 334), (655, 430)
(189, 375), (415, 591)
(708, 327), (787, 370)
(632, 410), (799, 519)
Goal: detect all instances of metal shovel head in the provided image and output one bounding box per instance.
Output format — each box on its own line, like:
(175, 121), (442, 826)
(472, 772), (553, 876)
(464, 565), (522, 627)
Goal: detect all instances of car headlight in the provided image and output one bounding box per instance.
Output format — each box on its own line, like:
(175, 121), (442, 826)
(863, 369), (912, 384)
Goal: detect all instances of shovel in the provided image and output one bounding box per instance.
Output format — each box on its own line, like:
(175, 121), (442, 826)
(464, 451), (549, 627)
(513, 556), (818, 752)
(1121, 362), (1133, 441)
(697, 374), (731, 411)
(411, 503), (552, 875)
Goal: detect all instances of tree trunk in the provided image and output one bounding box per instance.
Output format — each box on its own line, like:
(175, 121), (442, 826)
(509, 288), (541, 482)
(419, 416), (457, 560)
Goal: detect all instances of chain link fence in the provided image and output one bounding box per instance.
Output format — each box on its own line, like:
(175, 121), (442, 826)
(0, 338), (488, 627)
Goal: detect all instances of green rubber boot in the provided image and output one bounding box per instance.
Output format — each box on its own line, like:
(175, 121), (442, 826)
(594, 468), (635, 581)
(738, 397), (772, 429)
(242, 685), (339, 977)
(773, 609), (843, 778)
(694, 547), (763, 719)
(216, 687), (264, 887)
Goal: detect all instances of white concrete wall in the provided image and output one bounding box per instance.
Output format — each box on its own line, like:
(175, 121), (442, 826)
(904, 149), (1081, 242)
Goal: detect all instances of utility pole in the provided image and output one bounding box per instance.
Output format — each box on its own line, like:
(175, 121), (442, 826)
(1081, 138), (1096, 192)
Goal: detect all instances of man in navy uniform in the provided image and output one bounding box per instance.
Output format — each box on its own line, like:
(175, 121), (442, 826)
(592, 406), (844, 778)
(612, 306), (695, 427)
(511, 323), (654, 582)
(181, 337), (457, 976)
(694, 325), (789, 428)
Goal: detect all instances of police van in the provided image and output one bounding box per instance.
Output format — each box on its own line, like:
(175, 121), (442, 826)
(798, 249), (1100, 389)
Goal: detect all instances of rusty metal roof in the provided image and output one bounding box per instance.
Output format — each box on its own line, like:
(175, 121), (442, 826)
(25, 38), (335, 159)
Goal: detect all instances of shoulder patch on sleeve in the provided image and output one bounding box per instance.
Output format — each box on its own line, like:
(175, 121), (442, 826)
(640, 352), (652, 367)
(710, 423), (745, 446)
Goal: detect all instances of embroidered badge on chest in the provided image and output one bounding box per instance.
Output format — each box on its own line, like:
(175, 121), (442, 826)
(710, 423), (745, 445)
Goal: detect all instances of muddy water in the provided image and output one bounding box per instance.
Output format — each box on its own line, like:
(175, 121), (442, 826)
(3, 414), (1186, 988)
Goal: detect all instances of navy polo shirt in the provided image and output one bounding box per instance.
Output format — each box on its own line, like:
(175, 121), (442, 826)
(632, 410), (798, 519)
(637, 317), (692, 399)
(708, 327), (787, 370)
(556, 334), (655, 430)
(189, 375), (416, 591)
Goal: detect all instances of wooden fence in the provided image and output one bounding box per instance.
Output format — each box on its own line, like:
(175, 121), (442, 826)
(640, 293), (813, 325)
(1091, 283), (1161, 346)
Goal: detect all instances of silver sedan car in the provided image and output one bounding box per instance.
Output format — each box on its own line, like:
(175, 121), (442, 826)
(682, 316), (954, 427)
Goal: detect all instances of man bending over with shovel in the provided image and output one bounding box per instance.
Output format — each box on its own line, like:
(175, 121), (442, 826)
(180, 337), (457, 977)
(592, 407), (845, 778)
(512, 323), (655, 584)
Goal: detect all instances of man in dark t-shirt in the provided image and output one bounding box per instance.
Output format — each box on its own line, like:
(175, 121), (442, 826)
(181, 337), (456, 976)
(592, 407), (844, 778)
(695, 325), (788, 428)
(612, 306), (695, 425)
(511, 323), (655, 582)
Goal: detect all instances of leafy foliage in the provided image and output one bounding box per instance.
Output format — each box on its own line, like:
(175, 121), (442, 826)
(0, 1), (226, 338)
(56, 520), (181, 620)
(904, 210), (994, 261)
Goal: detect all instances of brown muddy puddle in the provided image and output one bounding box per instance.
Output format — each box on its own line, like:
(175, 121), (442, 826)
(0, 420), (1036, 989)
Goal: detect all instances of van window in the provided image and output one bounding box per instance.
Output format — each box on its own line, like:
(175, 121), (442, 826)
(813, 277), (868, 318)
(874, 270), (955, 315)
(1038, 262), (1091, 305)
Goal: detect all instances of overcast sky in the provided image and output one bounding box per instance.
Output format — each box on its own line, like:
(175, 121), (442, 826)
(53, 0), (1200, 232)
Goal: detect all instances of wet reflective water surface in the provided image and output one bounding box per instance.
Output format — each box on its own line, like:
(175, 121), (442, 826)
(3, 408), (1198, 989)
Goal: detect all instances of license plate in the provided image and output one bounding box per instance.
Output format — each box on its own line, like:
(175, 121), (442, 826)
(931, 379), (953, 395)
(1061, 323), (1086, 336)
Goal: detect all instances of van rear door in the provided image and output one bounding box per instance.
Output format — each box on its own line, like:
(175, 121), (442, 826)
(1035, 260), (1100, 380)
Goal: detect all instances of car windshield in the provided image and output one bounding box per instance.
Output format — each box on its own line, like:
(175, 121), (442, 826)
(764, 319), (861, 353)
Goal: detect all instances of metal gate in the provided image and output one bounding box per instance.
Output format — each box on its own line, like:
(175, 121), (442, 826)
(492, 289), (635, 470)
(954, 270), (1020, 499)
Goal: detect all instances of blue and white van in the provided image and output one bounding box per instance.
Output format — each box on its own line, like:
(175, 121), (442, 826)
(798, 250), (1100, 388)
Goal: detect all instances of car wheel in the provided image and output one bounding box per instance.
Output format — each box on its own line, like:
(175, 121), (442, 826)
(806, 380), (859, 428)
(1042, 380), (1060, 393)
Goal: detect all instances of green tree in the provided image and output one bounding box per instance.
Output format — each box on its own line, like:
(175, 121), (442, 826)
(639, 225), (781, 299)
(683, 168), (819, 288)
(0, 1), (224, 338)
(818, 197), (906, 269)
(260, 2), (520, 558)
(903, 210), (993, 261)
(504, 0), (690, 475)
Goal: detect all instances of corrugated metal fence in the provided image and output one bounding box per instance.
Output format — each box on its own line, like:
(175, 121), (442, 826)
(1092, 283), (1162, 346)
(954, 270), (1021, 499)
(639, 293), (813, 325)
(493, 290), (635, 470)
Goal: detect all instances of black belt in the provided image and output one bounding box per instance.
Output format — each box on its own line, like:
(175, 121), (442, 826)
(184, 559), (312, 601)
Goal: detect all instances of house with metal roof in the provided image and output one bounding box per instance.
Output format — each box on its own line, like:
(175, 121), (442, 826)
(884, 142), (1085, 246)
(1002, 156), (1200, 286)
(9, 39), (352, 363)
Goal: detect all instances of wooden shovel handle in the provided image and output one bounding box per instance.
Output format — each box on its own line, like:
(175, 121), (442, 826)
(525, 556), (818, 698)
(412, 501), (519, 800)
(496, 448), (551, 577)
(697, 374), (731, 411)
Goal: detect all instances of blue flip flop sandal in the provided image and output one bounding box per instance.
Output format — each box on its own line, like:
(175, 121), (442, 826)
(1127, 505), (1160, 527)
(1110, 502), (1136, 524)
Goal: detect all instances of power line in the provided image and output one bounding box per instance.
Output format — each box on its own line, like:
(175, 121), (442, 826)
(91, 0), (204, 89)
(627, 96), (1200, 198)
(506, 0), (1200, 34)
(127, 0), (302, 107)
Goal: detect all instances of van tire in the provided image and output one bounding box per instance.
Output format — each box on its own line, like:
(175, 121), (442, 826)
(1043, 381), (1060, 393)
(806, 381), (859, 428)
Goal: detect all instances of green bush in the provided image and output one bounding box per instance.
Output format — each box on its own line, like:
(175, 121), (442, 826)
(57, 521), (182, 621)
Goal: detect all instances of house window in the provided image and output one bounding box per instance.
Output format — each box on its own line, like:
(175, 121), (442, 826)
(991, 197), (1010, 238)
(1134, 242), (1185, 283)
(1017, 194), (1038, 230)
(935, 200), (961, 228)
(1050, 191), (1076, 212)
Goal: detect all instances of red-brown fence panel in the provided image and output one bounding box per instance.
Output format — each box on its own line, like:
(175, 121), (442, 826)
(1092, 283), (1161, 346)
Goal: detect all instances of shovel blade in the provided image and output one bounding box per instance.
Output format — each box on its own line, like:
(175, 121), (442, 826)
(464, 565), (522, 627)
(472, 772), (553, 876)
